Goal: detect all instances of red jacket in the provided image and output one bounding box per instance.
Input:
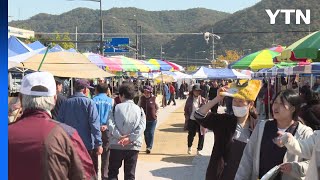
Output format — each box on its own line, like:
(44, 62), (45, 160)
(169, 85), (175, 94)
(9, 110), (96, 180)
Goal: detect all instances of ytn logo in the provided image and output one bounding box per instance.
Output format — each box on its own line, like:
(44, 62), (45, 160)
(266, 9), (310, 24)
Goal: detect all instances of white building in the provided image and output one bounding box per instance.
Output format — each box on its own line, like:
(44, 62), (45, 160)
(8, 26), (34, 39)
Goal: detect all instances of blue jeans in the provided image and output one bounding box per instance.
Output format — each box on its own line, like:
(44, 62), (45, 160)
(144, 120), (157, 149)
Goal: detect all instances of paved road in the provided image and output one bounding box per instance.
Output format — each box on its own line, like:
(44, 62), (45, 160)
(102, 98), (225, 180)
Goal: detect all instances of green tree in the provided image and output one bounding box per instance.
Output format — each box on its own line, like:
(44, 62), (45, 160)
(186, 65), (198, 72)
(214, 50), (243, 68)
(60, 33), (75, 49)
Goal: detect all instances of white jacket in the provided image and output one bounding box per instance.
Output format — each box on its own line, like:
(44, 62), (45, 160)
(285, 130), (320, 180)
(235, 120), (313, 180)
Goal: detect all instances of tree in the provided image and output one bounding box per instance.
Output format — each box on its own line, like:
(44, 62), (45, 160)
(214, 50), (243, 68)
(186, 65), (198, 72)
(24, 36), (37, 44)
(60, 33), (75, 50)
(51, 32), (61, 47)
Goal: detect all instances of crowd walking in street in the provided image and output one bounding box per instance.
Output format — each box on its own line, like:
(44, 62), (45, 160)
(8, 72), (320, 180)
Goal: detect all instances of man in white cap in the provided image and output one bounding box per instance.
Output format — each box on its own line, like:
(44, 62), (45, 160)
(9, 72), (96, 180)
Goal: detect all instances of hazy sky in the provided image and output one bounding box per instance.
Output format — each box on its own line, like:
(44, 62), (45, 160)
(9, 0), (260, 21)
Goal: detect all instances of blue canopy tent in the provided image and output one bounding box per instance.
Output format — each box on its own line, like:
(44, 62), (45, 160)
(50, 44), (65, 52)
(8, 36), (46, 69)
(67, 48), (77, 52)
(192, 66), (250, 79)
(8, 36), (33, 56)
(39, 44), (65, 54)
(28, 41), (45, 50)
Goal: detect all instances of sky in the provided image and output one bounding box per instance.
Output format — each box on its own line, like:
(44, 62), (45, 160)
(8, 0), (261, 21)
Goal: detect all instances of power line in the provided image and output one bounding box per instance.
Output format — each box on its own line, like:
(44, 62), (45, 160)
(34, 30), (319, 36)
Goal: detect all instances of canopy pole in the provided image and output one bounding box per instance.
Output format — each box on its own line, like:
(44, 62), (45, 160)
(111, 77), (114, 96)
(70, 78), (73, 96)
(267, 78), (271, 119)
(311, 74), (314, 88)
(38, 46), (50, 71)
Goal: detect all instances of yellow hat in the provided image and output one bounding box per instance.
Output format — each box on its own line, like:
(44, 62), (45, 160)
(220, 79), (262, 101)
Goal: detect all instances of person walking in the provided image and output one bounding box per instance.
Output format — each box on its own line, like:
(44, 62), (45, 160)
(299, 85), (320, 130)
(200, 81), (208, 99)
(180, 82), (187, 99)
(194, 80), (260, 180)
(208, 80), (219, 114)
(51, 77), (67, 120)
(184, 84), (207, 155)
(167, 82), (176, 106)
(92, 83), (114, 180)
(107, 83), (146, 180)
(162, 83), (169, 107)
(9, 72), (96, 180)
(138, 86), (159, 154)
(236, 89), (313, 180)
(58, 79), (103, 174)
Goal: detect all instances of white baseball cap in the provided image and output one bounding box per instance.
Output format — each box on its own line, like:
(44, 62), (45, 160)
(20, 72), (56, 96)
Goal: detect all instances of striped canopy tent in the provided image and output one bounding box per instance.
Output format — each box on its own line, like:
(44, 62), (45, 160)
(269, 45), (286, 53)
(232, 49), (279, 70)
(84, 53), (122, 72)
(109, 56), (150, 72)
(140, 60), (160, 71)
(148, 59), (173, 71)
(163, 60), (184, 71)
(278, 31), (320, 62)
(124, 57), (150, 72)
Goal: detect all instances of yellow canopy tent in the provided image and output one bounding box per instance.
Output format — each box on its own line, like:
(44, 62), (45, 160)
(19, 52), (115, 78)
(154, 74), (175, 83)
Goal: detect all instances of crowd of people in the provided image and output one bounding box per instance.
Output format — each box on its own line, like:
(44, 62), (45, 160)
(8, 71), (320, 180)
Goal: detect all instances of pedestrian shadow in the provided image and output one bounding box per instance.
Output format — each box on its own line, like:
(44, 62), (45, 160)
(161, 155), (194, 165)
(170, 111), (184, 114)
(171, 123), (184, 128)
(159, 127), (185, 133)
(150, 165), (194, 180)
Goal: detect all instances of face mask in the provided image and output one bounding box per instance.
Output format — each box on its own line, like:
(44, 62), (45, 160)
(232, 105), (249, 117)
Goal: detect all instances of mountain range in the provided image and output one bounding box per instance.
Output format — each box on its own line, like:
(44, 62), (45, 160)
(9, 0), (320, 66)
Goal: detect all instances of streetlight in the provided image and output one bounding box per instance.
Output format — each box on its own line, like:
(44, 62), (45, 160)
(204, 32), (221, 63)
(67, 0), (104, 55)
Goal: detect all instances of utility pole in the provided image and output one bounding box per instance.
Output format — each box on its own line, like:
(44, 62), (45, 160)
(135, 21), (138, 59)
(67, 0), (104, 54)
(139, 26), (142, 59)
(129, 18), (138, 59)
(99, 0), (104, 56)
(75, 26), (78, 50)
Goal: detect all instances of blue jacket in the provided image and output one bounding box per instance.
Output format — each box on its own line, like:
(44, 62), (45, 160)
(58, 92), (102, 150)
(164, 84), (170, 100)
(92, 93), (113, 125)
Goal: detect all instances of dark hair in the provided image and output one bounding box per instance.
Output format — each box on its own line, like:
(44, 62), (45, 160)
(272, 89), (302, 121)
(96, 83), (109, 94)
(74, 83), (83, 92)
(119, 82), (135, 100)
(300, 85), (320, 105)
(55, 80), (62, 86)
